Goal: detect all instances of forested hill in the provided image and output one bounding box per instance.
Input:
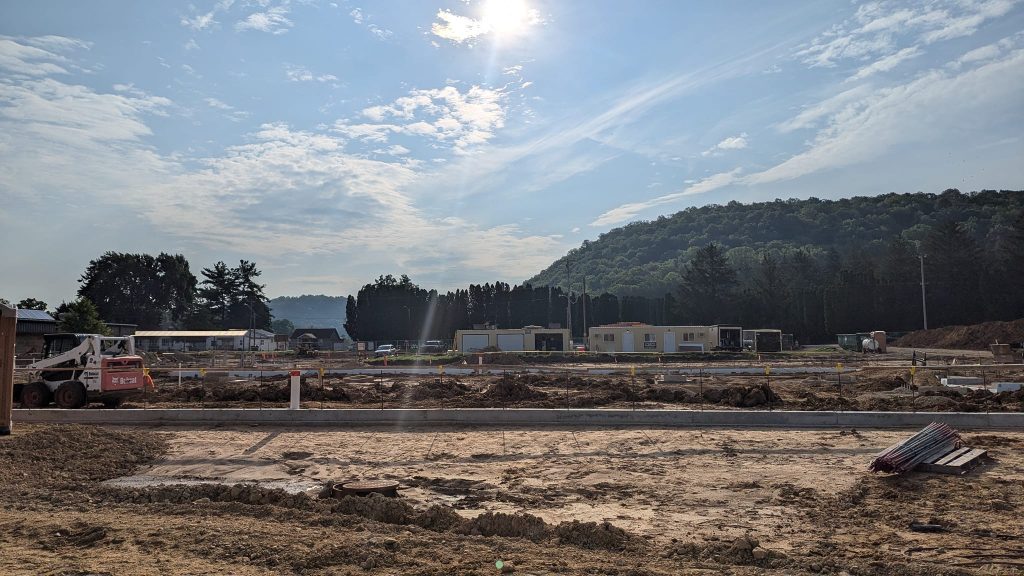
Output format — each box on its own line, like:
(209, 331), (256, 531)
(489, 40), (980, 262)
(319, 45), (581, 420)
(528, 189), (1024, 296)
(267, 295), (348, 337)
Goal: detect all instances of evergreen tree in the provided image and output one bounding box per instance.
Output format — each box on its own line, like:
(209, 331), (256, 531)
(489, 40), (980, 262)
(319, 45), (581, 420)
(676, 243), (737, 324)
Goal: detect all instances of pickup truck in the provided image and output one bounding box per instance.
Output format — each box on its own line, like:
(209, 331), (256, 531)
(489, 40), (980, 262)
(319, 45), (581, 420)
(419, 340), (444, 354)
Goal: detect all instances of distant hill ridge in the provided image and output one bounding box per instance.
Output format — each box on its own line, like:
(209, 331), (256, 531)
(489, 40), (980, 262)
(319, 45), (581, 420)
(268, 294), (348, 337)
(527, 189), (1024, 297)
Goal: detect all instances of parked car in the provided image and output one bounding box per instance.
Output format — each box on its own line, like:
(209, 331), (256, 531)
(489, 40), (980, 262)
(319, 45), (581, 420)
(573, 344), (587, 352)
(419, 340), (444, 354)
(374, 344), (398, 357)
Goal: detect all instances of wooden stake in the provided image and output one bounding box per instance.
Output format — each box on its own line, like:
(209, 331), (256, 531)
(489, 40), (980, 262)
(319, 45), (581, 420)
(0, 303), (16, 436)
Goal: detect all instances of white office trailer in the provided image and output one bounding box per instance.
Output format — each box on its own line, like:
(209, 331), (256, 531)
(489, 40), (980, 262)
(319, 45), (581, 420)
(588, 324), (749, 353)
(454, 326), (572, 352)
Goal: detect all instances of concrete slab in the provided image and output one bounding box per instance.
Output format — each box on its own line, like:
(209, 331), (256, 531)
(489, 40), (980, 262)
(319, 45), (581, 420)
(11, 408), (1024, 429)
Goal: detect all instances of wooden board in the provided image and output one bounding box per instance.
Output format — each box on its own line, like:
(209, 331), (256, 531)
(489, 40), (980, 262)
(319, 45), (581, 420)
(917, 448), (988, 475)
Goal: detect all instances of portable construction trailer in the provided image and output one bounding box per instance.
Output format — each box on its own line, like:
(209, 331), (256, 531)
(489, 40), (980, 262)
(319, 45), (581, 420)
(454, 326), (571, 352)
(744, 329), (783, 352)
(588, 324), (715, 353)
(709, 325), (743, 350)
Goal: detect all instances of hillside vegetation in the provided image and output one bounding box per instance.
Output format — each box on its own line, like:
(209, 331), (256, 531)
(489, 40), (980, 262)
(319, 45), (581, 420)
(528, 189), (1023, 296)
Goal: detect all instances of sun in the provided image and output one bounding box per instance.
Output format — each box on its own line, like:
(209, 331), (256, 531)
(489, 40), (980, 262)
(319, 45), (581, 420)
(479, 0), (539, 39)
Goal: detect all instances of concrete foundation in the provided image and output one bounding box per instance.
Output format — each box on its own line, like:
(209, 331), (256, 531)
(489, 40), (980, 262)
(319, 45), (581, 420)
(12, 408), (1024, 429)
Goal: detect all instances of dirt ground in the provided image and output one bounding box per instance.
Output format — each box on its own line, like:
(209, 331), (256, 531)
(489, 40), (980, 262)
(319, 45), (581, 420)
(1, 424), (1022, 575)
(129, 365), (1024, 412)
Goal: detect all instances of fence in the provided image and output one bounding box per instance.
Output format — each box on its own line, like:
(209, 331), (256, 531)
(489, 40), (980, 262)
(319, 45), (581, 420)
(10, 359), (1023, 415)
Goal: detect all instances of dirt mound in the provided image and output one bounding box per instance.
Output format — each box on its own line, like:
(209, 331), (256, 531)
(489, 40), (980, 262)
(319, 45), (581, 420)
(0, 424), (166, 491)
(483, 376), (549, 401)
(411, 378), (472, 400)
(702, 383), (781, 407)
(896, 318), (1024, 350)
(554, 520), (638, 551)
(459, 511), (549, 542)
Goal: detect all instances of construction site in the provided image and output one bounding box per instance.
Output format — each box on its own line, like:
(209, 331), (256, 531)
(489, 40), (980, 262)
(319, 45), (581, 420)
(1, 303), (1023, 575)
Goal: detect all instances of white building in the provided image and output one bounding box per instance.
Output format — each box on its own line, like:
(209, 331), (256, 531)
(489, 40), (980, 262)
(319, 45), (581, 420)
(587, 324), (744, 353)
(134, 329), (276, 352)
(454, 326), (571, 352)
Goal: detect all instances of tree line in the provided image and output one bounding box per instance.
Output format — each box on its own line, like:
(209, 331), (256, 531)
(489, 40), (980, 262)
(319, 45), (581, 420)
(9, 253), (275, 333)
(344, 212), (1023, 343)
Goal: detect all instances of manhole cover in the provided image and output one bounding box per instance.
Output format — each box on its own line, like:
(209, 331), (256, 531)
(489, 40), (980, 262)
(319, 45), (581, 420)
(334, 480), (401, 498)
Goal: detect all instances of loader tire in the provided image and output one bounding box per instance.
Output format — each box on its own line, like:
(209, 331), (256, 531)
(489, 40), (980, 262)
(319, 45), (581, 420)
(55, 382), (87, 409)
(20, 382), (51, 408)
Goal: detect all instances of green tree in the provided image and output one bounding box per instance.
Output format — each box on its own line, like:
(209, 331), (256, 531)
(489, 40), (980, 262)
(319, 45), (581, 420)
(16, 298), (48, 311)
(78, 252), (197, 329)
(271, 318), (295, 335)
(675, 243), (737, 324)
(56, 298), (109, 334)
(198, 260), (272, 330)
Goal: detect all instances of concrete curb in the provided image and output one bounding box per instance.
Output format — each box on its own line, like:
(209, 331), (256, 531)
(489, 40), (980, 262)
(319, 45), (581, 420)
(11, 408), (1024, 429)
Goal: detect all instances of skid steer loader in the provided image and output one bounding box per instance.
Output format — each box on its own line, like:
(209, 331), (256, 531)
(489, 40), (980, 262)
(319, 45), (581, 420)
(17, 333), (148, 409)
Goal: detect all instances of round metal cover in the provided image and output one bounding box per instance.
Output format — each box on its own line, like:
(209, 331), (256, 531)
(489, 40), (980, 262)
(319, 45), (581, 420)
(334, 480), (401, 498)
(343, 480), (399, 491)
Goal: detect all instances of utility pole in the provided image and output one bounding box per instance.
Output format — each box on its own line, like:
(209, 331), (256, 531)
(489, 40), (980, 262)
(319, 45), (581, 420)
(918, 254), (928, 330)
(565, 260), (572, 342)
(581, 274), (587, 345)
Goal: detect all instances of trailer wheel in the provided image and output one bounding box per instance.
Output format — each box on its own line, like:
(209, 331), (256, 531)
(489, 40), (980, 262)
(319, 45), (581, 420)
(20, 382), (51, 408)
(54, 382), (87, 409)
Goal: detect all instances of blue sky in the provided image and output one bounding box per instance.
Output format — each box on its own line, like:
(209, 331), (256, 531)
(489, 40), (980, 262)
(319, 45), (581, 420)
(1, 0), (1022, 306)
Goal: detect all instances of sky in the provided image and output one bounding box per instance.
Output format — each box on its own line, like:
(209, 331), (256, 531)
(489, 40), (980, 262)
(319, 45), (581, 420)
(1, 0), (1022, 307)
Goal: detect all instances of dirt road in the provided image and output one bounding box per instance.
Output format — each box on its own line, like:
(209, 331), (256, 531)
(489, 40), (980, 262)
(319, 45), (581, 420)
(1, 424), (1021, 575)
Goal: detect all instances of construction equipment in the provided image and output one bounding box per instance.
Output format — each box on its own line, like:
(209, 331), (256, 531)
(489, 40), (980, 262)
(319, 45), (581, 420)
(861, 331), (887, 353)
(16, 333), (147, 409)
(295, 332), (319, 358)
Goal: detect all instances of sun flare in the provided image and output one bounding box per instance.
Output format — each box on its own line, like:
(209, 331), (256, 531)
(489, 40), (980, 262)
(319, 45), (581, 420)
(479, 0), (539, 38)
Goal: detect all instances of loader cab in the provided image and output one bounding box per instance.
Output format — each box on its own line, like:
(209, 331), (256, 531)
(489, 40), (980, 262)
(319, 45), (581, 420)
(43, 333), (85, 359)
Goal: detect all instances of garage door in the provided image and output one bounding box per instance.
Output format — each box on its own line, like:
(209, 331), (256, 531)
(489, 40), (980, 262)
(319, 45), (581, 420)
(460, 334), (490, 352)
(496, 333), (525, 351)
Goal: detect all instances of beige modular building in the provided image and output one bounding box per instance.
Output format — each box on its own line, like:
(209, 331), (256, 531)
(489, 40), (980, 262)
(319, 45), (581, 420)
(588, 324), (744, 353)
(454, 326), (571, 352)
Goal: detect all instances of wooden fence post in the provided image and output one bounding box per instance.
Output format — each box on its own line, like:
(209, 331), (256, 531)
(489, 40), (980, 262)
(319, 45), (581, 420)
(0, 303), (16, 436)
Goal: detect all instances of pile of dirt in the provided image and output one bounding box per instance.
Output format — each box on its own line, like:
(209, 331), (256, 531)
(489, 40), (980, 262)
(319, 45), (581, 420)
(410, 378), (473, 400)
(701, 383), (782, 407)
(895, 318), (1024, 350)
(459, 511), (549, 542)
(0, 424), (167, 493)
(483, 376), (549, 401)
(554, 520), (638, 551)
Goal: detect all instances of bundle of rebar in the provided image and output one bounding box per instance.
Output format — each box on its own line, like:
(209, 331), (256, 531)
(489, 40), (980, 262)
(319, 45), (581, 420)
(869, 422), (961, 474)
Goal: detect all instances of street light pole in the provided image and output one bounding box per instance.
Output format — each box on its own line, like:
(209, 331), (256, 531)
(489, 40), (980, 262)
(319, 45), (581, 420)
(918, 254), (928, 331)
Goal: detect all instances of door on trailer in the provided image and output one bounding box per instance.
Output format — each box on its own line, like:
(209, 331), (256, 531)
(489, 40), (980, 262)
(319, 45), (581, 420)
(460, 334), (490, 352)
(622, 331), (634, 353)
(663, 331), (675, 353)
(496, 333), (525, 351)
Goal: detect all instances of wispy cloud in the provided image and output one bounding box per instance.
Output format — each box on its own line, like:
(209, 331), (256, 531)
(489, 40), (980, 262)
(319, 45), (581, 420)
(180, 0), (235, 31)
(701, 133), (748, 156)
(590, 169), (743, 227)
(430, 4), (543, 45)
(236, 4), (292, 35)
(750, 42), (1024, 185)
(353, 85), (508, 154)
(0, 35), (567, 291)
(284, 64), (338, 83)
(431, 10), (487, 44)
(847, 45), (923, 81)
(797, 0), (1016, 69)
(349, 7), (392, 41)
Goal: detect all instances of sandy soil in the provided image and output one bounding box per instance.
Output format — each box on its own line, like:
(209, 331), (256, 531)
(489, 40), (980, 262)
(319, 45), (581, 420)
(129, 365), (1024, 412)
(1, 424), (1021, 575)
